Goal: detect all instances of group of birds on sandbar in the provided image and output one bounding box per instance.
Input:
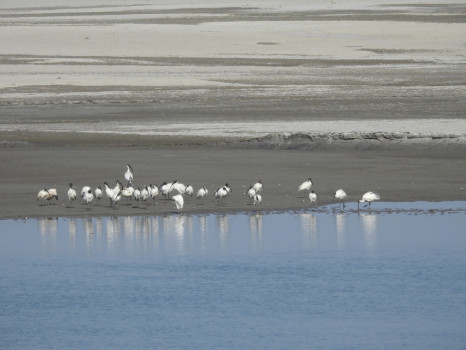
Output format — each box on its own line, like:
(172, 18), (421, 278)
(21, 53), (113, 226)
(37, 164), (380, 212)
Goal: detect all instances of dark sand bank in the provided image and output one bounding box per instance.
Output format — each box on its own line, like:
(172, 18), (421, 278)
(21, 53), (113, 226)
(0, 137), (464, 220)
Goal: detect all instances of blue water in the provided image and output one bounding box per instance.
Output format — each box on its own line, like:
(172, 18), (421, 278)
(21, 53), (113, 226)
(1, 202), (465, 349)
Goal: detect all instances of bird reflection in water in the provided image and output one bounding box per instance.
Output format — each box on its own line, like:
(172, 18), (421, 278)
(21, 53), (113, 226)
(217, 215), (229, 252)
(249, 213), (263, 252)
(360, 213), (377, 251)
(335, 212), (347, 250)
(300, 213), (317, 250)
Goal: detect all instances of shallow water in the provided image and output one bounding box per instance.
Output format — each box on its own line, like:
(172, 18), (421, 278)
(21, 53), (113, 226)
(1, 202), (465, 349)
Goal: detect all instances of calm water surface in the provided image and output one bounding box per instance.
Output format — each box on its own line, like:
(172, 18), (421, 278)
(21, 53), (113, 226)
(1, 202), (465, 349)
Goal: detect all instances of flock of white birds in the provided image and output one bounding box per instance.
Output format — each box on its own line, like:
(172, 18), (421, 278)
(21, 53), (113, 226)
(36, 164), (381, 212)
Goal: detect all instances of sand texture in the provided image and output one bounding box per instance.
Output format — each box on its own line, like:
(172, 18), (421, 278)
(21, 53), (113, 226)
(0, 0), (465, 219)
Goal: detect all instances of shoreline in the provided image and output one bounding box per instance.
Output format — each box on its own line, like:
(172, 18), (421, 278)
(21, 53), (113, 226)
(1, 142), (464, 220)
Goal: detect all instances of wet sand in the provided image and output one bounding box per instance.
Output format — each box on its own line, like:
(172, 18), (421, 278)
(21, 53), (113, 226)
(0, 1), (465, 219)
(0, 139), (465, 220)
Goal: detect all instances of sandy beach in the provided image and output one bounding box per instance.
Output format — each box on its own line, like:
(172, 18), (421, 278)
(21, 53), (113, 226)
(0, 0), (465, 219)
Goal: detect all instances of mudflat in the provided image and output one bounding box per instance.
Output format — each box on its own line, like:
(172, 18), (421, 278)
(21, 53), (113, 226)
(0, 1), (465, 219)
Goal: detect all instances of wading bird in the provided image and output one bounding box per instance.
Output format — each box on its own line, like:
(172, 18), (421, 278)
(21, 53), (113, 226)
(81, 186), (91, 198)
(309, 190), (318, 206)
(333, 189), (347, 208)
(247, 186), (256, 203)
(215, 186), (229, 203)
(67, 183), (77, 206)
(82, 189), (94, 211)
(252, 181), (263, 193)
(185, 184), (194, 197)
(196, 187), (208, 200)
(95, 186), (103, 201)
(298, 178), (313, 192)
(172, 194), (184, 212)
(150, 184), (159, 203)
(125, 164), (133, 186)
(358, 191), (380, 210)
(121, 185), (134, 201)
(37, 188), (56, 205)
(160, 181), (173, 199)
(253, 194), (262, 206)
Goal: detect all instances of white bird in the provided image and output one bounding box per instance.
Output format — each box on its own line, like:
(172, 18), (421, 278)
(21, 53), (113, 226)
(172, 194), (184, 211)
(196, 187), (208, 200)
(171, 181), (187, 195)
(298, 178), (313, 192)
(252, 181), (263, 193)
(121, 186), (134, 201)
(67, 183), (77, 205)
(95, 186), (103, 201)
(358, 191), (380, 210)
(141, 186), (150, 205)
(247, 186), (256, 202)
(215, 186), (229, 203)
(150, 184), (159, 203)
(124, 164), (134, 186)
(358, 191), (380, 209)
(113, 180), (122, 194)
(82, 189), (94, 211)
(81, 186), (91, 197)
(253, 194), (262, 206)
(104, 182), (115, 206)
(224, 183), (232, 195)
(333, 189), (347, 208)
(37, 188), (57, 205)
(185, 184), (194, 196)
(134, 187), (141, 206)
(112, 190), (122, 206)
(160, 181), (173, 199)
(309, 190), (318, 206)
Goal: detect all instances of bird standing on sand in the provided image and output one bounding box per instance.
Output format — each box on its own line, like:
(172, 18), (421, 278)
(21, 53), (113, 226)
(196, 187), (208, 200)
(67, 183), (77, 206)
(358, 191), (380, 210)
(215, 186), (229, 203)
(160, 181), (173, 199)
(125, 164), (134, 186)
(247, 186), (256, 203)
(333, 189), (347, 208)
(309, 190), (318, 206)
(172, 194), (184, 212)
(150, 184), (159, 203)
(252, 181), (263, 193)
(95, 186), (103, 201)
(82, 189), (94, 211)
(253, 194), (262, 206)
(141, 186), (150, 206)
(185, 185), (194, 197)
(81, 186), (91, 198)
(104, 182), (115, 206)
(298, 178), (313, 192)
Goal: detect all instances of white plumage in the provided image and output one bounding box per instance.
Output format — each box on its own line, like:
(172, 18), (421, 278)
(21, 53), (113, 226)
(81, 186), (91, 197)
(150, 184), (159, 202)
(185, 184), (194, 196)
(124, 164), (134, 185)
(247, 186), (256, 202)
(160, 182), (173, 199)
(94, 186), (103, 201)
(172, 194), (184, 211)
(141, 186), (150, 205)
(252, 181), (263, 193)
(333, 189), (347, 208)
(171, 181), (187, 195)
(121, 186), (134, 200)
(37, 188), (57, 204)
(253, 194), (262, 206)
(196, 187), (208, 199)
(358, 191), (380, 210)
(298, 178), (313, 191)
(309, 190), (318, 205)
(67, 183), (77, 204)
(215, 186), (228, 202)
(82, 189), (94, 210)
